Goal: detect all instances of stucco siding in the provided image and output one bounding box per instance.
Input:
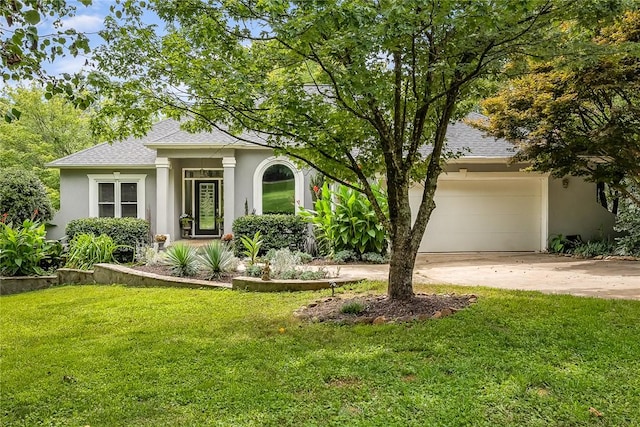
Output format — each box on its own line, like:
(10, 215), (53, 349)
(235, 149), (273, 216)
(48, 169), (156, 240)
(548, 177), (615, 241)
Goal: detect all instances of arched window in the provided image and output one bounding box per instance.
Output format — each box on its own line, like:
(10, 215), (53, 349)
(253, 157), (305, 215)
(262, 164), (295, 214)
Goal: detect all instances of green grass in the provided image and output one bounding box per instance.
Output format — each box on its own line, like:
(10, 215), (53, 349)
(262, 179), (295, 214)
(2, 282), (639, 426)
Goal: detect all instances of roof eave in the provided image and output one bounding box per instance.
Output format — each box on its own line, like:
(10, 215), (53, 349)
(46, 164), (157, 169)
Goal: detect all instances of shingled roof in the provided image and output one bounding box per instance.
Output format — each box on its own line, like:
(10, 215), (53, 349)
(47, 114), (514, 168)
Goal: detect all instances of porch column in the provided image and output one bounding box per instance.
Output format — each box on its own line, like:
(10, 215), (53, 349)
(222, 156), (236, 235)
(155, 157), (171, 237)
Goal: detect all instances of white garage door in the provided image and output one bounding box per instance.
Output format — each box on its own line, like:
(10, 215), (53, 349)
(409, 179), (543, 252)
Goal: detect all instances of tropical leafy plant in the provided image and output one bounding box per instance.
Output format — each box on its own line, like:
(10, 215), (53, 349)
(0, 220), (48, 276)
(240, 231), (263, 265)
(65, 234), (123, 270)
(164, 244), (199, 277)
(199, 241), (236, 279)
(573, 240), (615, 258)
(300, 182), (388, 256)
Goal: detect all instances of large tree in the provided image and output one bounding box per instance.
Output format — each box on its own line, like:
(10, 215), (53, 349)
(91, 0), (626, 300)
(480, 10), (640, 207)
(0, 86), (97, 207)
(1, 0), (93, 111)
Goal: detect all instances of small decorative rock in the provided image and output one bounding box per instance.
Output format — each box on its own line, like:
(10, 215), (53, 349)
(440, 308), (453, 317)
(372, 316), (387, 325)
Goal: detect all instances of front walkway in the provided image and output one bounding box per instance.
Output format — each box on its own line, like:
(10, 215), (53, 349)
(338, 253), (640, 300)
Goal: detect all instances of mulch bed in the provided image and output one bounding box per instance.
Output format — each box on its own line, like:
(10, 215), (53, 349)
(295, 293), (477, 324)
(131, 265), (240, 284)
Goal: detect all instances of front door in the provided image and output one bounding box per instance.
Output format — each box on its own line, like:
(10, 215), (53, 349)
(194, 180), (220, 236)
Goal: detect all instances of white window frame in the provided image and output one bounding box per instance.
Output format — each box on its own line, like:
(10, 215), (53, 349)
(253, 156), (304, 215)
(88, 173), (146, 219)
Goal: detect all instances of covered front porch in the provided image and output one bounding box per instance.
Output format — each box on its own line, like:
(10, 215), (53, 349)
(154, 152), (237, 241)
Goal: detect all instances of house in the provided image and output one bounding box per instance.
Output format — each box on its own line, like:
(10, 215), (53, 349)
(46, 113), (615, 252)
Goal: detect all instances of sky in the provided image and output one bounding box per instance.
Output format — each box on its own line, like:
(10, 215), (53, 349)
(45, 0), (162, 76)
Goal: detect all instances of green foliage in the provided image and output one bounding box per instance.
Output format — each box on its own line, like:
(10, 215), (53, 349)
(244, 264), (262, 277)
(340, 301), (365, 315)
(300, 182), (388, 256)
(1, 2), (93, 106)
(481, 11), (640, 206)
(39, 240), (66, 272)
(548, 234), (570, 254)
(572, 240), (615, 258)
(615, 186), (640, 256)
(0, 220), (47, 276)
(0, 87), (98, 208)
(65, 234), (123, 270)
(332, 249), (359, 264)
(232, 215), (307, 256)
(296, 251), (313, 264)
(199, 241), (236, 279)
(270, 248), (301, 278)
(66, 217), (149, 262)
(164, 244), (199, 277)
(240, 231), (263, 265)
(0, 169), (54, 225)
(361, 252), (388, 264)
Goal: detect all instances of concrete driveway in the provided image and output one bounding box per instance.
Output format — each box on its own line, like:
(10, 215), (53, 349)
(339, 253), (640, 300)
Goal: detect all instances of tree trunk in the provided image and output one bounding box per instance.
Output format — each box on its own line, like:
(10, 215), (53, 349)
(388, 234), (419, 300)
(386, 187), (421, 301)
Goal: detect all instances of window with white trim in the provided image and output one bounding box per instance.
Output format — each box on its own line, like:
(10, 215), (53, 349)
(252, 157), (305, 215)
(88, 174), (146, 219)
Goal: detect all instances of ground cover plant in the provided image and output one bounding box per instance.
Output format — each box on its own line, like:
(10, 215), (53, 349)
(2, 283), (639, 426)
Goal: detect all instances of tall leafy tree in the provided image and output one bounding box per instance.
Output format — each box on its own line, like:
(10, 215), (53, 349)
(0, 86), (97, 207)
(91, 0), (626, 300)
(1, 0), (93, 112)
(480, 10), (640, 207)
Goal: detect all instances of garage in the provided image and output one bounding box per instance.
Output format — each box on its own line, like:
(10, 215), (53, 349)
(409, 174), (546, 252)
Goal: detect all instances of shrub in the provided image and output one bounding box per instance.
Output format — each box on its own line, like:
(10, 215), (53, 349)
(340, 301), (365, 315)
(232, 214), (307, 255)
(615, 188), (640, 256)
(299, 268), (329, 280)
(65, 234), (122, 270)
(270, 248), (301, 278)
(39, 240), (66, 272)
(164, 244), (199, 277)
(300, 182), (388, 256)
(66, 217), (149, 262)
(333, 249), (358, 264)
(361, 252), (388, 264)
(296, 251), (313, 264)
(0, 169), (54, 225)
(573, 240), (615, 258)
(0, 220), (48, 276)
(244, 264), (262, 277)
(199, 241), (236, 279)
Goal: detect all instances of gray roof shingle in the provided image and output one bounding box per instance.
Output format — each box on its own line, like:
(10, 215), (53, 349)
(48, 114), (514, 168)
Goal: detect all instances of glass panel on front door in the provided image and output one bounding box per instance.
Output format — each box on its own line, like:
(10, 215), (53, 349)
(195, 181), (220, 236)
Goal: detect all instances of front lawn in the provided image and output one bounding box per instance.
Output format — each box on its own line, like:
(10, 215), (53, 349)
(2, 283), (639, 426)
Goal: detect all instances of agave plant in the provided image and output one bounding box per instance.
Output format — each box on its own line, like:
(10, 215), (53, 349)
(164, 243), (199, 277)
(199, 241), (236, 279)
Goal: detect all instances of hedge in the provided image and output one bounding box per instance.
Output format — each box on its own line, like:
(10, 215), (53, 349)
(232, 214), (307, 256)
(66, 218), (150, 262)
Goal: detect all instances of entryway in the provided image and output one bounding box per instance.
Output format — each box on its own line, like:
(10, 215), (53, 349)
(183, 169), (223, 237)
